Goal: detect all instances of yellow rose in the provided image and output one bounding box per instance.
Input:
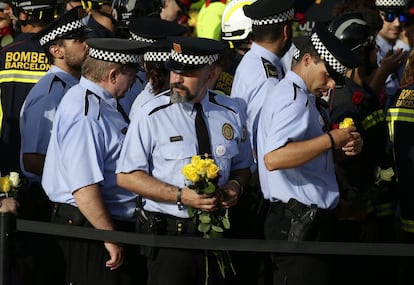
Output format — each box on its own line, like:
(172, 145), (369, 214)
(182, 164), (200, 183)
(339, 117), (354, 129)
(193, 158), (207, 177)
(0, 176), (11, 193)
(9, 172), (21, 188)
(206, 163), (219, 180)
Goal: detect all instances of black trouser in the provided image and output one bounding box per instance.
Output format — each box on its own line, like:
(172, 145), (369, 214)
(51, 203), (146, 285)
(137, 211), (227, 285)
(264, 201), (335, 285)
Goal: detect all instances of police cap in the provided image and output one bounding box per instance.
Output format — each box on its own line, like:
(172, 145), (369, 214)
(144, 39), (173, 63)
(165, 36), (225, 73)
(128, 17), (187, 43)
(243, 0), (295, 26)
(376, 0), (407, 9)
(36, 6), (89, 47)
(294, 22), (362, 78)
(86, 38), (150, 65)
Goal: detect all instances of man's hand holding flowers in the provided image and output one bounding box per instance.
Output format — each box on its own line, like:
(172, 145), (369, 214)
(328, 117), (363, 156)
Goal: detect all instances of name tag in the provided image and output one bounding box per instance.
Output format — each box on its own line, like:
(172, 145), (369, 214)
(170, 136), (183, 142)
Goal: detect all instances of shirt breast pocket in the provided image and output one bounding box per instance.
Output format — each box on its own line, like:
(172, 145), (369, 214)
(158, 142), (197, 161)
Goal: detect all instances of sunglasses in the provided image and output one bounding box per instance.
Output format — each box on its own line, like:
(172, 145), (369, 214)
(380, 11), (407, 23)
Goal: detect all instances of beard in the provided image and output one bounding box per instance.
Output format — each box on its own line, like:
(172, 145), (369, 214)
(170, 83), (199, 103)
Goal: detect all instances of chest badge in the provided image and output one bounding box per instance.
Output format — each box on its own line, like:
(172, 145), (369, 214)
(222, 123), (234, 140)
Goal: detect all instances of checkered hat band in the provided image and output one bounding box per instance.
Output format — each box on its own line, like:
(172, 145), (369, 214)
(311, 32), (347, 76)
(39, 20), (84, 46)
(89, 47), (141, 64)
(129, 33), (156, 43)
(293, 47), (300, 60)
(376, 0), (406, 6)
(170, 50), (219, 65)
(251, 8), (294, 26)
(144, 51), (170, 62)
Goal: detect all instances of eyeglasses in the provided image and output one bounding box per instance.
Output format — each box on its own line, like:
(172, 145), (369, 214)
(380, 11), (407, 23)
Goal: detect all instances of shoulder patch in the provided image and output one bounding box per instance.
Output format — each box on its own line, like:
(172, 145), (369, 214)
(261, 57), (278, 79)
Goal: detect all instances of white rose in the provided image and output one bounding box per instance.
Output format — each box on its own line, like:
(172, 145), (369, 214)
(9, 172), (21, 188)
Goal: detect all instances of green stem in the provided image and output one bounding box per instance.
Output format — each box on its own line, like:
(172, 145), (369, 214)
(205, 250), (209, 285)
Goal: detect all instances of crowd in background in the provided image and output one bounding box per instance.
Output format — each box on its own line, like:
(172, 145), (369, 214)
(0, 0), (414, 284)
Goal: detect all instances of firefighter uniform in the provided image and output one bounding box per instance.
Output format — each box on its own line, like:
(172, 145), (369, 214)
(387, 82), (414, 284)
(0, 32), (51, 174)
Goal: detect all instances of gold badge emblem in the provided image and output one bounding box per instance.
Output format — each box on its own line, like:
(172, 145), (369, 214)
(222, 123), (234, 140)
(173, 43), (182, 54)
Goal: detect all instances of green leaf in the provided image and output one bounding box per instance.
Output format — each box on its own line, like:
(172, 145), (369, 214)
(222, 216), (230, 229)
(211, 225), (224, 233)
(200, 213), (211, 223)
(203, 181), (216, 194)
(198, 223), (211, 233)
(187, 207), (194, 218)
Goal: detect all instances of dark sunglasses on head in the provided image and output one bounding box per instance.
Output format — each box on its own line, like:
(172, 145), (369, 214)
(380, 11), (407, 22)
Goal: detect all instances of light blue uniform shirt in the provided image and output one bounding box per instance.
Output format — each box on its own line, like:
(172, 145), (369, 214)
(116, 91), (253, 218)
(20, 65), (79, 183)
(257, 71), (339, 210)
(231, 42), (283, 157)
(129, 84), (171, 119)
(376, 35), (411, 107)
(42, 77), (136, 221)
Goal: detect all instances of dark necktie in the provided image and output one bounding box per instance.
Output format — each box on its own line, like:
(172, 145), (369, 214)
(194, 103), (211, 157)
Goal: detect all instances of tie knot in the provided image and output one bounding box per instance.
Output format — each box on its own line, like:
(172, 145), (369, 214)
(194, 103), (203, 112)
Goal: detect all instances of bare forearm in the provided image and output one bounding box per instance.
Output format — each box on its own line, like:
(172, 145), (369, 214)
(264, 134), (331, 170)
(73, 184), (114, 230)
(117, 171), (178, 203)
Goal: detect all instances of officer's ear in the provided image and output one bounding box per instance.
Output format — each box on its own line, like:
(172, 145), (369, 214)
(49, 44), (64, 59)
(109, 68), (117, 83)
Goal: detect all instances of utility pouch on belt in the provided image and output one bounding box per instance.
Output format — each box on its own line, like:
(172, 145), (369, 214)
(51, 203), (88, 226)
(135, 197), (167, 234)
(284, 198), (318, 242)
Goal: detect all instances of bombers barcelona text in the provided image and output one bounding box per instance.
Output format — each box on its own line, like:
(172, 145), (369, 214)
(4, 51), (50, 71)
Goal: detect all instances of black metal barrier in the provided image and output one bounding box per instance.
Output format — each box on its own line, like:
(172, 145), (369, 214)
(2, 216), (414, 284)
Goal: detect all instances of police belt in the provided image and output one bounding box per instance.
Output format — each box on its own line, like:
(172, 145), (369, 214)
(51, 202), (135, 232)
(138, 210), (199, 236)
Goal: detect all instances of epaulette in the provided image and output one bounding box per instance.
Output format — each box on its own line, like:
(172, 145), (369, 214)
(208, 91), (236, 113)
(261, 57), (278, 79)
(148, 99), (173, 116)
(49, 75), (66, 93)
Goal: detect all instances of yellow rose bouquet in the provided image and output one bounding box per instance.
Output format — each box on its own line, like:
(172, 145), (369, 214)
(0, 172), (21, 198)
(181, 155), (235, 280)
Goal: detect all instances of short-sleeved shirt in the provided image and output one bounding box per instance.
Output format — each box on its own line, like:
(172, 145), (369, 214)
(116, 91), (253, 218)
(257, 71), (339, 210)
(42, 76), (136, 221)
(231, 42), (283, 155)
(20, 65), (79, 182)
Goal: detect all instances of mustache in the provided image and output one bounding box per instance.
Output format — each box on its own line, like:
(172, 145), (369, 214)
(170, 83), (188, 91)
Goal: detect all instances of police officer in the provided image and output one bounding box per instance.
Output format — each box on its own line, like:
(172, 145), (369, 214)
(127, 16), (187, 117)
(375, 0), (410, 108)
(0, 0), (57, 176)
(256, 23), (363, 285)
(117, 36), (252, 285)
(19, 5), (89, 220)
(231, 0), (295, 157)
(41, 38), (150, 285)
(229, 1), (295, 282)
